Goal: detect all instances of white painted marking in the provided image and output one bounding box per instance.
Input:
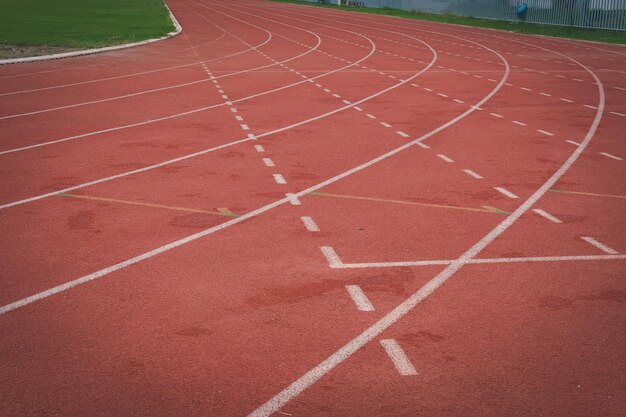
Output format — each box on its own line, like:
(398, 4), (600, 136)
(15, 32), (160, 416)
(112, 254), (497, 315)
(235, 115), (244, 122)
(380, 339), (418, 376)
(345, 285), (375, 312)
(323, 88), (331, 93)
(581, 237), (618, 255)
(262, 158), (275, 167)
(286, 193), (301, 206)
(314, 83), (322, 88)
(565, 140), (580, 146)
(366, 113), (376, 119)
(512, 120), (527, 126)
(560, 98), (574, 103)
(539, 92), (552, 97)
(273, 174), (287, 185)
(342, 100), (351, 104)
(494, 187), (519, 199)
(241, 124), (250, 131)
(254, 145), (265, 152)
(221, 94), (229, 100)
(599, 152), (622, 161)
(320, 246), (342, 268)
(520, 87), (532, 91)
(490, 112), (503, 118)
(437, 93), (448, 98)
(416, 142), (430, 149)
(437, 154), (454, 163)
(301, 216), (320, 232)
(610, 111), (625, 117)
(230, 107), (238, 113)
(423, 87), (433, 92)
(380, 122), (392, 128)
(584, 104), (598, 110)
(537, 129), (554, 136)
(555, 74), (566, 78)
(247, 133), (256, 140)
(462, 169), (483, 179)
(353, 106), (363, 111)
(532, 209), (562, 223)
(574, 78), (584, 82)
(614, 86), (626, 91)
(453, 98), (465, 104)
(410, 83), (419, 87)
(396, 131), (410, 138)
(332, 93), (341, 98)
(217, 89), (224, 94)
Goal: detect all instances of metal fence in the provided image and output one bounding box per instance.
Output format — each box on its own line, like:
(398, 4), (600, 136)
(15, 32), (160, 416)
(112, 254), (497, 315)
(310, 0), (626, 31)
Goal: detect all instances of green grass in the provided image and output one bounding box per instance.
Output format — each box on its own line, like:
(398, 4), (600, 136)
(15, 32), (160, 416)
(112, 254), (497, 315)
(0, 0), (175, 48)
(272, 0), (626, 45)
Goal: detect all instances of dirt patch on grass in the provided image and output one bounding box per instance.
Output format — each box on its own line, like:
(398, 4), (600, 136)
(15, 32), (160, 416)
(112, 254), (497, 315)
(0, 44), (83, 60)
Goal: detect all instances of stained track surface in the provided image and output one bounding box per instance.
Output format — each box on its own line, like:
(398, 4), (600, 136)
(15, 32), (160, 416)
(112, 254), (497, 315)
(1, 1), (625, 416)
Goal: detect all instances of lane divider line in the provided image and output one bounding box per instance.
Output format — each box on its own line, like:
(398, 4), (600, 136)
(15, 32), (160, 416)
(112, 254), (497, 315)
(300, 216), (320, 232)
(494, 187), (519, 199)
(532, 208), (562, 223)
(380, 339), (418, 376)
(345, 285), (375, 311)
(581, 237), (618, 255)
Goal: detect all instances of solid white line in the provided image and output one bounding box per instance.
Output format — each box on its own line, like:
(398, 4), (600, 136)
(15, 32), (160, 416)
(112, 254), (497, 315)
(345, 285), (375, 311)
(380, 122), (392, 128)
(532, 208), (562, 223)
(262, 158), (275, 167)
(396, 131), (410, 138)
(380, 339), (418, 376)
(537, 129), (554, 136)
(599, 152), (622, 160)
(462, 169), (483, 179)
(512, 120), (527, 126)
(437, 154), (454, 163)
(300, 216), (320, 232)
(581, 237), (618, 254)
(273, 174), (287, 185)
(320, 247), (342, 268)
(254, 145), (265, 152)
(285, 193), (301, 206)
(494, 187), (519, 199)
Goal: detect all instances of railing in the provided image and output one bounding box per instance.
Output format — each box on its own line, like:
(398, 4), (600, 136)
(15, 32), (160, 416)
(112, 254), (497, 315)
(304, 0), (626, 31)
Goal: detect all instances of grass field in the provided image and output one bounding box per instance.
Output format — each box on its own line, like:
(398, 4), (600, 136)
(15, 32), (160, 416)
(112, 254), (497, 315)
(273, 0), (626, 45)
(0, 0), (174, 49)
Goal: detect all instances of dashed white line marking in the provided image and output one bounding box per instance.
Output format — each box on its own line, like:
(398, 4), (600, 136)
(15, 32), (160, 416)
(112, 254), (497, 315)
(342, 100), (351, 104)
(320, 246), (341, 268)
(532, 208), (562, 223)
(240, 124), (250, 131)
(539, 92), (552, 97)
(396, 131), (410, 138)
(490, 112), (503, 118)
(555, 74), (566, 78)
(494, 187), (519, 199)
(345, 285), (375, 311)
(565, 140), (580, 146)
(323, 88), (331, 93)
(462, 169), (483, 179)
(581, 237), (618, 255)
(416, 142), (430, 149)
(286, 193), (301, 206)
(537, 129), (554, 136)
(560, 98), (574, 103)
(380, 122), (392, 128)
(380, 339), (418, 376)
(301, 216), (320, 232)
(221, 94), (229, 100)
(614, 86), (626, 91)
(230, 107), (238, 113)
(436, 154), (454, 163)
(262, 158), (275, 167)
(366, 113), (376, 119)
(574, 78), (584, 82)
(453, 99), (465, 104)
(353, 106), (363, 111)
(520, 87), (532, 91)
(235, 115), (244, 122)
(247, 133), (256, 140)
(332, 93), (341, 98)
(254, 145), (265, 152)
(584, 104), (598, 110)
(610, 111), (625, 117)
(512, 120), (527, 126)
(423, 87), (433, 92)
(437, 93), (448, 98)
(273, 174), (287, 185)
(599, 152), (622, 160)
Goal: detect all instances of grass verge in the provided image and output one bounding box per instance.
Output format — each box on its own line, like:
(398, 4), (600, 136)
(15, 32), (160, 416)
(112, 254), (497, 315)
(0, 0), (175, 49)
(271, 0), (626, 45)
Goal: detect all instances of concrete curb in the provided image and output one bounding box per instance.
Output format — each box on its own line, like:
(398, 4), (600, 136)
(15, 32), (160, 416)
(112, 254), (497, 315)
(0, 2), (182, 66)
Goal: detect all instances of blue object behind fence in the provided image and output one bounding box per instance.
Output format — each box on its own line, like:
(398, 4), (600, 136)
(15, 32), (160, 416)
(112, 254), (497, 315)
(516, 3), (528, 20)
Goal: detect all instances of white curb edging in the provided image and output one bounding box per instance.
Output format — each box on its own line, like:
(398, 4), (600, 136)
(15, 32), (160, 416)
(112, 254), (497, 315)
(0, 2), (182, 66)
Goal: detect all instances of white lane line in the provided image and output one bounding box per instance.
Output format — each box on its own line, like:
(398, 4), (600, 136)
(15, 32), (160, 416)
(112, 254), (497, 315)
(489, 112), (503, 118)
(532, 208), (562, 223)
(599, 152), (622, 160)
(254, 145), (265, 152)
(609, 111), (625, 117)
(565, 140), (580, 146)
(380, 339), (418, 376)
(353, 106), (363, 111)
(235, 115), (244, 121)
(539, 92), (552, 97)
(342, 100), (351, 104)
(494, 187), (519, 199)
(345, 285), (375, 312)
(301, 216), (320, 232)
(520, 87), (532, 91)
(247, 133), (256, 140)
(320, 246), (342, 268)
(437, 154), (454, 163)
(581, 237), (618, 255)
(323, 88), (331, 93)
(273, 174), (287, 185)
(512, 120), (527, 126)
(416, 142), (430, 149)
(423, 87), (433, 92)
(332, 93), (341, 98)
(560, 98), (574, 103)
(537, 129), (554, 136)
(453, 99), (464, 104)
(584, 104), (598, 110)
(437, 93), (448, 98)
(396, 131), (410, 138)
(462, 169), (483, 179)
(262, 158), (275, 167)
(366, 113), (376, 119)
(240, 124), (250, 130)
(380, 122), (392, 128)
(286, 193), (301, 206)
(614, 86), (626, 91)
(221, 94), (229, 100)
(230, 107), (239, 112)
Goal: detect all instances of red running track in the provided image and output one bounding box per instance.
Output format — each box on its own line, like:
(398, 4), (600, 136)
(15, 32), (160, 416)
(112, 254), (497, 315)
(0, 0), (624, 415)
